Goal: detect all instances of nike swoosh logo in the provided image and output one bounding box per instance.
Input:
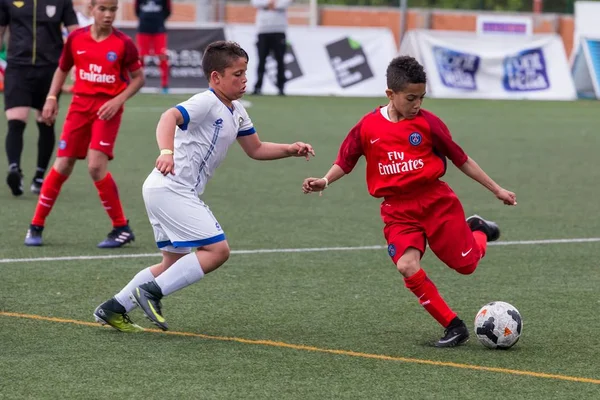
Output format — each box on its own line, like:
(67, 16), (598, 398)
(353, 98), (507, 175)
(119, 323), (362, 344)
(99, 141), (111, 146)
(438, 334), (461, 344)
(370, 138), (380, 144)
(77, 51), (86, 54)
(461, 248), (473, 257)
(148, 301), (166, 323)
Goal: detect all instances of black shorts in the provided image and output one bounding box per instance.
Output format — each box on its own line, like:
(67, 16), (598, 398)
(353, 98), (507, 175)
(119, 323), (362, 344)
(3, 63), (57, 111)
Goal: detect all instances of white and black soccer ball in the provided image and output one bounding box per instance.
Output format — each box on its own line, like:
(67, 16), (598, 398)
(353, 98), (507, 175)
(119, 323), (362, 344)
(474, 301), (522, 349)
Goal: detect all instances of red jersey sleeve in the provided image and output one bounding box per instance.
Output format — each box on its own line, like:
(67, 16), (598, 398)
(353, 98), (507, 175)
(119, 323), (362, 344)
(334, 118), (364, 174)
(58, 33), (75, 72)
(422, 110), (468, 167)
(122, 37), (142, 72)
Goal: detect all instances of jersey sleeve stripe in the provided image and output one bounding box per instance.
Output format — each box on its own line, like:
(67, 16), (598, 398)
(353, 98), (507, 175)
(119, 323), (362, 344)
(237, 127), (256, 137)
(175, 105), (190, 130)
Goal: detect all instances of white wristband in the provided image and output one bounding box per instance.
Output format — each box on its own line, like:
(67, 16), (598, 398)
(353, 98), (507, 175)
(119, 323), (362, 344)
(322, 177), (329, 188)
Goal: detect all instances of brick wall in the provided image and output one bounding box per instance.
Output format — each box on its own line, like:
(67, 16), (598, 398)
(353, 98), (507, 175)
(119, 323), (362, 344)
(74, 1), (575, 57)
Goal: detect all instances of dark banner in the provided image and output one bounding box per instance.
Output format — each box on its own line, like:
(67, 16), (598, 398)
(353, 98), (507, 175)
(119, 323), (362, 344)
(120, 27), (226, 90)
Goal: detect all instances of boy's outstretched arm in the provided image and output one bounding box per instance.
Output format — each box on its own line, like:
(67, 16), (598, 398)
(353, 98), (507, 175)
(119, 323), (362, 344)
(237, 134), (315, 161)
(302, 164), (346, 194)
(459, 157), (517, 206)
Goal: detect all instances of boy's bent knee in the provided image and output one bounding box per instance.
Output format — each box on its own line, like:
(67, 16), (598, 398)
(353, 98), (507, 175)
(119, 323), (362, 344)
(396, 248), (421, 277)
(454, 262), (478, 275)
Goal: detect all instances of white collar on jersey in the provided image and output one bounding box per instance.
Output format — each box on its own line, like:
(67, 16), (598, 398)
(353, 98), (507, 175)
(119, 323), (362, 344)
(380, 105), (393, 122)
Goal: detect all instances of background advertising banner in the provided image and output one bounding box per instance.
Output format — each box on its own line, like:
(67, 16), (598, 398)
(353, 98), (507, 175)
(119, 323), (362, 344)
(399, 30), (577, 101)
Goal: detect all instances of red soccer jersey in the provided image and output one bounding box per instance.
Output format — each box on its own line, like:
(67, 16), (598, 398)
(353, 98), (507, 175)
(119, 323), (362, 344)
(59, 27), (141, 97)
(335, 107), (468, 198)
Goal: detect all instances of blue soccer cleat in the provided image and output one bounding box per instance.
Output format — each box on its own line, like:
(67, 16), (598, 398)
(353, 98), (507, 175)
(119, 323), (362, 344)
(24, 225), (44, 246)
(97, 222), (135, 248)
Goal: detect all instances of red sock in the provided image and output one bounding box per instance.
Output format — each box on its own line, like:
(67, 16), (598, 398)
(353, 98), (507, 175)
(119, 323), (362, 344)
(94, 172), (127, 227)
(31, 168), (69, 226)
(404, 268), (457, 327)
(160, 58), (169, 88)
(473, 231), (488, 258)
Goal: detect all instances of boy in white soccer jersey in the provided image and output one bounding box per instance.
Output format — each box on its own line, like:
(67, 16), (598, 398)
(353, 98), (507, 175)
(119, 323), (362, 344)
(93, 41), (315, 332)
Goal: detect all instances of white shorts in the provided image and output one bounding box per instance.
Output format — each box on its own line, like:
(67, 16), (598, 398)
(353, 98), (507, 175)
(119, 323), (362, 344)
(142, 171), (225, 254)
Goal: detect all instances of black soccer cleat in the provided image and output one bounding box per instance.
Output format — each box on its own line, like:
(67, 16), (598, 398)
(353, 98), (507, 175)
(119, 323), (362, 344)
(131, 281), (168, 331)
(6, 167), (24, 196)
(467, 215), (500, 242)
(436, 318), (470, 348)
(30, 176), (43, 194)
(97, 222), (135, 248)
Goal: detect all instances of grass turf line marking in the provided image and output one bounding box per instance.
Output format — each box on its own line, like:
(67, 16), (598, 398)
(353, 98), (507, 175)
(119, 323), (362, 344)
(1, 237), (600, 264)
(1, 311), (599, 385)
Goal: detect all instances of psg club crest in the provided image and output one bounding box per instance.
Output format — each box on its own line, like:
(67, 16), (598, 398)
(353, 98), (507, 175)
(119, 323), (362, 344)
(46, 5), (56, 17)
(106, 51), (118, 62)
(388, 244), (396, 258)
(409, 132), (422, 146)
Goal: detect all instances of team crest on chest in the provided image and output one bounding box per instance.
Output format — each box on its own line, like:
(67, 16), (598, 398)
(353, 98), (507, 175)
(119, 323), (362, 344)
(46, 5), (56, 17)
(106, 51), (118, 62)
(12, 1), (24, 8)
(409, 132), (422, 146)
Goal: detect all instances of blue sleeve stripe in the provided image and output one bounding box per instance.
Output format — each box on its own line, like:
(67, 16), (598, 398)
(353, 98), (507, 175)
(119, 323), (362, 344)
(237, 127), (256, 137)
(175, 105), (190, 130)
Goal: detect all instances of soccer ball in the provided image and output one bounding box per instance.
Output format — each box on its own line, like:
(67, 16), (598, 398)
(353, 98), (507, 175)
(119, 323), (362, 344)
(474, 301), (522, 349)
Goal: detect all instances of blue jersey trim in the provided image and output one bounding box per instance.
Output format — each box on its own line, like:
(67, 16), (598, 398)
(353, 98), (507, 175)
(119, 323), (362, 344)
(208, 88), (234, 114)
(175, 105), (190, 130)
(237, 127), (256, 137)
(156, 234), (226, 249)
(173, 234), (227, 248)
(156, 240), (172, 248)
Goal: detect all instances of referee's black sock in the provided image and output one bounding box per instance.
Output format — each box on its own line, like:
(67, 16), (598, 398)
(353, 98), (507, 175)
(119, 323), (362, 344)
(36, 121), (56, 178)
(6, 120), (26, 170)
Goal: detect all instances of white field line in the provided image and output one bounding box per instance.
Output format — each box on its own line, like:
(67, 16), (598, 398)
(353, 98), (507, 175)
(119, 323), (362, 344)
(0, 238), (599, 264)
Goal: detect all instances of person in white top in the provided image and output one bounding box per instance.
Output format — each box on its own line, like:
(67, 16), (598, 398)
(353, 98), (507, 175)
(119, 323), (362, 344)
(93, 40), (315, 332)
(76, 0), (95, 27)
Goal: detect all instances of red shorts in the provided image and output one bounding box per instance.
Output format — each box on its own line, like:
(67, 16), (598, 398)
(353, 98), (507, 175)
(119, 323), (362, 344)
(381, 180), (481, 270)
(57, 94), (123, 160)
(136, 33), (167, 57)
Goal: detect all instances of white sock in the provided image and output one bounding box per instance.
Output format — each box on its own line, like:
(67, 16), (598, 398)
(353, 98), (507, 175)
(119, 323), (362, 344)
(114, 267), (155, 312)
(155, 252), (205, 296)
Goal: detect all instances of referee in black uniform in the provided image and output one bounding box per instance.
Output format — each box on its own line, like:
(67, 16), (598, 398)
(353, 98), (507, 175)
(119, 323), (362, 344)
(0, 0), (78, 196)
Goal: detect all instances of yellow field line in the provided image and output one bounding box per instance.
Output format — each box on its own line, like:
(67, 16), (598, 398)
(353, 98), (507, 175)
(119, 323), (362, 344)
(2, 311), (599, 385)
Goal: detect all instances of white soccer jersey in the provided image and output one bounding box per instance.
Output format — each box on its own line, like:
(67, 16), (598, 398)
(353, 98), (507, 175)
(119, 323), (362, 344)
(161, 89), (256, 194)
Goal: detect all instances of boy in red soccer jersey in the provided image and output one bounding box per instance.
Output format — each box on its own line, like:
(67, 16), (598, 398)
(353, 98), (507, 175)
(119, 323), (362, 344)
(24, 0), (145, 248)
(302, 56), (517, 347)
(135, 0), (170, 93)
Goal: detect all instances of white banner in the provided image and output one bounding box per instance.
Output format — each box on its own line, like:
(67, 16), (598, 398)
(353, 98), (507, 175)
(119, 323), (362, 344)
(399, 30), (577, 101)
(227, 24), (397, 97)
(573, 1), (600, 63)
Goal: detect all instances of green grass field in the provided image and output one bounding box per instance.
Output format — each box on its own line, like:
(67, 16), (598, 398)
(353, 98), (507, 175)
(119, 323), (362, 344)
(1, 93), (599, 399)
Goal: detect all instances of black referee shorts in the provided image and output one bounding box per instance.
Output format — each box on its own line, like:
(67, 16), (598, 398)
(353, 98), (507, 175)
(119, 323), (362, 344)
(3, 63), (57, 111)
